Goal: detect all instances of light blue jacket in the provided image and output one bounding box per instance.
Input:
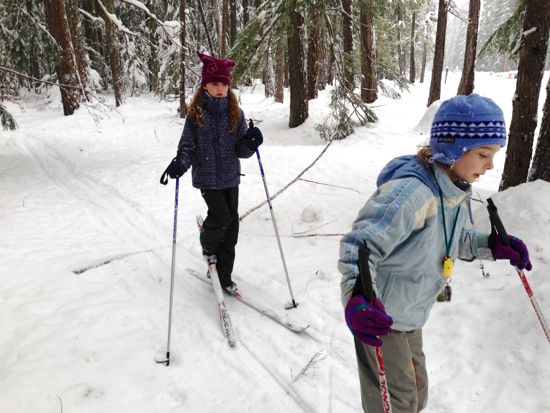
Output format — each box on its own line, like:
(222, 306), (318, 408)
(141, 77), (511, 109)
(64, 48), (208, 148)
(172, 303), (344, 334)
(338, 155), (493, 331)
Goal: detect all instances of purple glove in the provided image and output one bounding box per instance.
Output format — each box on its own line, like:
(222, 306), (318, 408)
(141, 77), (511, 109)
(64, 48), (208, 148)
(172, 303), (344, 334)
(345, 295), (393, 346)
(489, 233), (532, 271)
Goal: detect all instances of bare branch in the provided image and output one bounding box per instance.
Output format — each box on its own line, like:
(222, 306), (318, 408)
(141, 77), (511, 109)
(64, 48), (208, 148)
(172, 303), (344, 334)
(291, 233), (345, 239)
(291, 350), (326, 382)
(239, 140), (334, 221)
(297, 178), (364, 194)
(0, 66), (84, 91)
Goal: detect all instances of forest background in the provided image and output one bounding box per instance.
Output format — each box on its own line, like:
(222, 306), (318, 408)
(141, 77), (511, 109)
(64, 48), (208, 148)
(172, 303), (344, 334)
(1, 0), (549, 189)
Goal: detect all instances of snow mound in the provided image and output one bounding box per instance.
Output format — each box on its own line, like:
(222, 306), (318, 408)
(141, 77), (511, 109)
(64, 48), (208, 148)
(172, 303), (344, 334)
(410, 99), (442, 140)
(301, 205), (323, 223)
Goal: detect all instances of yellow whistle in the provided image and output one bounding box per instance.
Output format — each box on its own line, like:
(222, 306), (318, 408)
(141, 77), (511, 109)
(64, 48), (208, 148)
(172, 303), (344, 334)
(443, 256), (453, 278)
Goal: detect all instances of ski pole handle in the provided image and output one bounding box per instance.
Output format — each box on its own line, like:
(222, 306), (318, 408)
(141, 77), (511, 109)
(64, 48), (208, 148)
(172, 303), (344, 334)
(358, 242), (375, 302)
(487, 198), (510, 246)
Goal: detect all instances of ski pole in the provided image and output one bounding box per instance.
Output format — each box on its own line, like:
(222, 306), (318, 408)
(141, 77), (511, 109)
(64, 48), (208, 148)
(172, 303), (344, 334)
(358, 242), (393, 413)
(487, 198), (550, 344)
(157, 177), (180, 365)
(249, 119), (298, 309)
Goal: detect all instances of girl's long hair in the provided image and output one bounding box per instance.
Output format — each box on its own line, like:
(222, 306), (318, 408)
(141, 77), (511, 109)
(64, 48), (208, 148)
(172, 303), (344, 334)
(417, 146), (450, 171)
(187, 87), (240, 133)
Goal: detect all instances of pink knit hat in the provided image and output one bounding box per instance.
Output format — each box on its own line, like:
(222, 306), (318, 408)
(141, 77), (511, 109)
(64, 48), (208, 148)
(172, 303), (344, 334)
(197, 52), (236, 86)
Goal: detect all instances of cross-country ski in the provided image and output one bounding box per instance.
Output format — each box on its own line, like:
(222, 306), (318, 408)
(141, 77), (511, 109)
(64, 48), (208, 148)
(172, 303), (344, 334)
(186, 268), (309, 333)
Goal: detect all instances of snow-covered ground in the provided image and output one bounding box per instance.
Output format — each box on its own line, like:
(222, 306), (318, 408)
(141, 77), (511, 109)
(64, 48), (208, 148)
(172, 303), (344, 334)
(1, 71), (549, 413)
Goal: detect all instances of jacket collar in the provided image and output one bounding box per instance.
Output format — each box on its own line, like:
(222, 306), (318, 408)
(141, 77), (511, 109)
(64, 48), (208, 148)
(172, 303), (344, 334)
(432, 164), (471, 208)
(203, 92), (229, 114)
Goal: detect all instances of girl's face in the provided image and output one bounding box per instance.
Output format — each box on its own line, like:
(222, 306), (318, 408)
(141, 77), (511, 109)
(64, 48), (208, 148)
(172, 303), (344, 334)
(447, 144), (501, 184)
(203, 82), (229, 98)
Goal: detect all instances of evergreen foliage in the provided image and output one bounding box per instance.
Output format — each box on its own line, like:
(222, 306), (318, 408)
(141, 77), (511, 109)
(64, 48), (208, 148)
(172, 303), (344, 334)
(478, 0), (525, 65)
(0, 0), (545, 142)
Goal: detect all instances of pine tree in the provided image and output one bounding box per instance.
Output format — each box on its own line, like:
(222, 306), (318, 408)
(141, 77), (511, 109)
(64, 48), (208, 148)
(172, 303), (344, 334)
(179, 0), (188, 117)
(500, 0), (549, 190)
(360, 2), (377, 103)
(427, 0), (448, 106)
(43, 0), (81, 115)
(529, 77), (550, 182)
(409, 9), (416, 83)
(287, 0), (308, 127)
(457, 0), (481, 95)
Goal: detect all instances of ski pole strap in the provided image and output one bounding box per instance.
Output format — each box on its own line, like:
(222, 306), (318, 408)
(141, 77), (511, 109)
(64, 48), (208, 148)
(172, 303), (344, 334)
(355, 241), (375, 302)
(486, 198), (510, 246)
(160, 166), (170, 185)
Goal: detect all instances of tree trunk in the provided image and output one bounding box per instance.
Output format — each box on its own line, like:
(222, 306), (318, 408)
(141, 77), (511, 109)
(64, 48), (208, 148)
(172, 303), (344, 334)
(326, 23), (335, 86)
(342, 0), (354, 91)
(457, 0), (480, 95)
(274, 37), (284, 103)
(263, 42), (275, 97)
(26, 0), (40, 86)
(179, 0), (187, 117)
(243, 0), (249, 26)
(213, 0), (222, 55)
(316, 22), (327, 91)
(287, 4), (308, 128)
(229, 0), (237, 48)
(360, 8), (377, 103)
(396, 2), (406, 76)
(427, 0), (448, 107)
(221, 0), (228, 57)
(101, 0), (124, 106)
(500, 0), (549, 190)
(43, 0), (80, 115)
(409, 10), (416, 83)
(65, 0), (90, 98)
(82, 0), (105, 88)
(306, 2), (321, 100)
(420, 40), (427, 83)
(283, 50), (289, 88)
(529, 77), (550, 182)
(147, 0), (159, 92)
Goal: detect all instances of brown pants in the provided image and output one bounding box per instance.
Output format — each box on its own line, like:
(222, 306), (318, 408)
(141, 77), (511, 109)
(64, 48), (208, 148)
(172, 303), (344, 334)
(354, 329), (428, 413)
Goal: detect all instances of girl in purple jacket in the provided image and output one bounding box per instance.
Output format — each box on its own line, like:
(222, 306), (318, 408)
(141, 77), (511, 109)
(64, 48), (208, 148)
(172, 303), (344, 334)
(164, 52), (263, 294)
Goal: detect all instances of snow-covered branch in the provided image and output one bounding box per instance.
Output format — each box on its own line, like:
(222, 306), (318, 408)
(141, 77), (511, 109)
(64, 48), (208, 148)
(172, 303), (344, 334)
(95, 0), (137, 36)
(119, 0), (183, 49)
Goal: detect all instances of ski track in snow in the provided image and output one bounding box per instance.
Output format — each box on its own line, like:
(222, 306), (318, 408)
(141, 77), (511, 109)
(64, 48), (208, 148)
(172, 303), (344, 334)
(14, 136), (162, 252)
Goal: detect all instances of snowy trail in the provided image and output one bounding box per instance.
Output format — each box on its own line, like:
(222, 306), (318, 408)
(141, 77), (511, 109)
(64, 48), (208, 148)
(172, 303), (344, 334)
(1, 73), (549, 412)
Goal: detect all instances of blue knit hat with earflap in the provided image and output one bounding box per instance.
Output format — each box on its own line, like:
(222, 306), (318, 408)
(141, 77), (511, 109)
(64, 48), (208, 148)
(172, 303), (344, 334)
(430, 94), (506, 164)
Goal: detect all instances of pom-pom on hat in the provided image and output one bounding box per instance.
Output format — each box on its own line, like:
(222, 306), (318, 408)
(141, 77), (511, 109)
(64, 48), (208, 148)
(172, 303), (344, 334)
(430, 94), (507, 164)
(197, 51), (236, 86)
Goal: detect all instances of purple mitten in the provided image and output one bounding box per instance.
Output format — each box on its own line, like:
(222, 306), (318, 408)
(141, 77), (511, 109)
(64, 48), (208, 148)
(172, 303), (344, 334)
(489, 233), (533, 271)
(345, 295), (393, 346)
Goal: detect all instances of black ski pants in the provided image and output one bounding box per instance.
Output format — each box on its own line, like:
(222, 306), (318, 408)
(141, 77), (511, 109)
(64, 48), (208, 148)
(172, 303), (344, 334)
(200, 186), (239, 287)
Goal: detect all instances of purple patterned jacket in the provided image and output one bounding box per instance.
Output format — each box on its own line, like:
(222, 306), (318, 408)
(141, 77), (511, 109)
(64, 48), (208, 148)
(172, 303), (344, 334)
(176, 93), (255, 190)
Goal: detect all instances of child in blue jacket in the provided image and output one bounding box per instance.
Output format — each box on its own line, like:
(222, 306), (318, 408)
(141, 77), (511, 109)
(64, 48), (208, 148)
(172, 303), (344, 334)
(164, 52), (263, 294)
(338, 94), (532, 412)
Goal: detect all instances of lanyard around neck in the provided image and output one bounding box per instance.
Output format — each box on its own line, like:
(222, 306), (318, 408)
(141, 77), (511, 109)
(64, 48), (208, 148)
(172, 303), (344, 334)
(438, 191), (460, 256)
(431, 168), (460, 256)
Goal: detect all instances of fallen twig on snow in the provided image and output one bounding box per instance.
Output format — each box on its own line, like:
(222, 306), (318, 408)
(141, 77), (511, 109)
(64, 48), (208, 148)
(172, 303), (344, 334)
(291, 350), (326, 383)
(239, 140), (334, 221)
